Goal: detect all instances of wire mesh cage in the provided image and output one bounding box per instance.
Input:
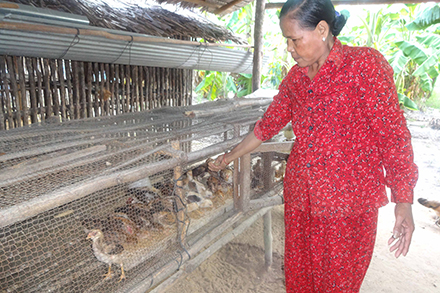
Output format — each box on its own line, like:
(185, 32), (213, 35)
(0, 98), (273, 292)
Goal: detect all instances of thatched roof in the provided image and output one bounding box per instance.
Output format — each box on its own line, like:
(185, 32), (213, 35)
(5, 0), (247, 44)
(155, 0), (254, 15)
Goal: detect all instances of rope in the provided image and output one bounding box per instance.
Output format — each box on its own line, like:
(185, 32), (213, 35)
(59, 28), (80, 59)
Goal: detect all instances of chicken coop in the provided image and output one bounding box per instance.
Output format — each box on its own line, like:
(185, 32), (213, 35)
(0, 0), (290, 292)
(0, 95), (292, 292)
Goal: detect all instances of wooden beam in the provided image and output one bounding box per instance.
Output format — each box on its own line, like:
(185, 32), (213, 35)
(214, 0), (248, 14)
(179, 0), (220, 9)
(252, 0), (266, 92)
(266, 0), (434, 9)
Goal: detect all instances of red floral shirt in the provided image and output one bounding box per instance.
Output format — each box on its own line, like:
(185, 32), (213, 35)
(254, 38), (418, 217)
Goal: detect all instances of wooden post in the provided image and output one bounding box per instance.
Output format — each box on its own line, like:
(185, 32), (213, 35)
(263, 210), (273, 269)
(171, 140), (188, 246)
(252, 0), (266, 92)
(233, 124), (240, 210)
(262, 152), (273, 191)
(238, 153), (251, 212)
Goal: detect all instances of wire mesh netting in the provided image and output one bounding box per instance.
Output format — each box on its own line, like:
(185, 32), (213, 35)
(0, 99), (272, 292)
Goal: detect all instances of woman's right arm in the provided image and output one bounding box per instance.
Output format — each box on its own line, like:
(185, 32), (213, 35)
(208, 131), (262, 172)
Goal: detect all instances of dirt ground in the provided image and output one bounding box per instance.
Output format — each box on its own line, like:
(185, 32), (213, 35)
(166, 113), (440, 293)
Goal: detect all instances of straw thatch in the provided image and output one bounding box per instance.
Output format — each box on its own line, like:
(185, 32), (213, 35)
(155, 0), (254, 15)
(6, 0), (247, 44)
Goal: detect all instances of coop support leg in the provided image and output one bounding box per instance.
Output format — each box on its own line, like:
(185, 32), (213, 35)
(263, 209), (273, 269)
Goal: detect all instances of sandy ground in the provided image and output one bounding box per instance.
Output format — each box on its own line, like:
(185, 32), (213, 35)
(166, 119), (440, 293)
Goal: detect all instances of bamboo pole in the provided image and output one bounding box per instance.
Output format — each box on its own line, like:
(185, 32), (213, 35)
(6, 56), (20, 127)
(92, 62), (99, 116)
(133, 65), (139, 112)
(0, 155), (185, 229)
(171, 141), (189, 246)
(252, 0), (266, 92)
(238, 153), (251, 212)
(0, 57), (14, 128)
(0, 22), (253, 48)
(115, 64), (120, 114)
(125, 64), (131, 112)
(100, 63), (106, 115)
(85, 62), (92, 118)
(120, 64), (126, 112)
(64, 59), (73, 119)
(139, 65), (144, 111)
(42, 58), (52, 119)
(79, 61), (86, 118)
(264, 0), (428, 9)
(49, 59), (60, 120)
(110, 63), (116, 115)
(57, 59), (67, 120)
(263, 210), (273, 268)
(214, 0), (247, 14)
(105, 63), (111, 115)
(16, 57), (29, 126)
(140, 206), (273, 293)
(72, 61), (80, 119)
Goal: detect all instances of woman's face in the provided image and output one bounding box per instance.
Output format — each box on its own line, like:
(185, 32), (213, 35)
(280, 17), (327, 68)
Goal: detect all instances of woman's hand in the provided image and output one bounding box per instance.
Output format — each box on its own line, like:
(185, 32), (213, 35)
(208, 153), (229, 172)
(388, 202), (415, 258)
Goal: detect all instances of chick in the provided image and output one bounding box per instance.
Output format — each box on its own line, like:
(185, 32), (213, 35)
(283, 123), (294, 141)
(87, 229), (126, 282)
(251, 159), (263, 190)
(275, 160), (287, 181)
(418, 198), (440, 226)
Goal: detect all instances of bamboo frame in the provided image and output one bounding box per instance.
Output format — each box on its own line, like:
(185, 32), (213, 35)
(0, 56), (194, 129)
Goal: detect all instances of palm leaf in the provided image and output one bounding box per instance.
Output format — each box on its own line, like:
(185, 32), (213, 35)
(406, 4), (440, 31)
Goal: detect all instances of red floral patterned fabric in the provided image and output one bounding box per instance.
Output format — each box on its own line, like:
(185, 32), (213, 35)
(254, 38), (418, 217)
(284, 206), (378, 292)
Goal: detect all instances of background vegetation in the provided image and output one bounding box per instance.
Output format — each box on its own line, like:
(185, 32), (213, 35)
(194, 3), (440, 111)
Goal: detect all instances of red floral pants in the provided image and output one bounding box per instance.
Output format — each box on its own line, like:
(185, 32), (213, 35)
(284, 207), (378, 292)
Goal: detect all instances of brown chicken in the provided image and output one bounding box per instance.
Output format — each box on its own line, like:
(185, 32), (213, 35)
(418, 198), (440, 226)
(87, 229), (127, 282)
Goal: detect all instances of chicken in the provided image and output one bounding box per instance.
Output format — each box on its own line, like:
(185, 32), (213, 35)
(275, 160), (287, 180)
(82, 214), (138, 244)
(87, 229), (127, 282)
(418, 198), (440, 226)
(251, 159), (263, 189)
(283, 123), (294, 141)
(182, 170), (213, 198)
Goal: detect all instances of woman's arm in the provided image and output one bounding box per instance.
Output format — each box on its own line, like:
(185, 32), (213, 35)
(208, 131), (263, 171)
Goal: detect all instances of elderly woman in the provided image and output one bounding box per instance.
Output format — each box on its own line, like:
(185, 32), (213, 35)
(209, 0), (418, 291)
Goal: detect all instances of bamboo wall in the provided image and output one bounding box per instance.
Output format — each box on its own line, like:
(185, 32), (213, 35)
(0, 55), (193, 130)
